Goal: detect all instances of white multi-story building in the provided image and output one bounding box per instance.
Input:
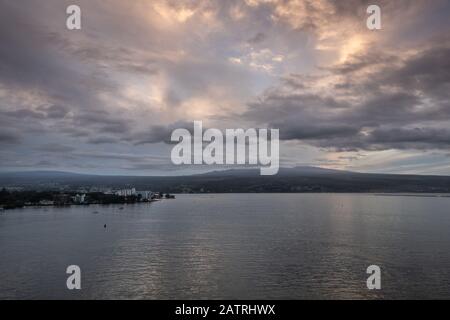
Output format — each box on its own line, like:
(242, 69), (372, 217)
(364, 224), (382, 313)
(115, 188), (136, 197)
(73, 194), (86, 204)
(136, 190), (154, 200)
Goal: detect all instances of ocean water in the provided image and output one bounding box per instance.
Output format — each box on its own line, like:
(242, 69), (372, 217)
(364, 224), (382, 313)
(1, 193), (450, 300)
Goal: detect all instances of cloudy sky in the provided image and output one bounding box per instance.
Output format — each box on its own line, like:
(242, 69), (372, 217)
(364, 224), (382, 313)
(1, 0), (450, 175)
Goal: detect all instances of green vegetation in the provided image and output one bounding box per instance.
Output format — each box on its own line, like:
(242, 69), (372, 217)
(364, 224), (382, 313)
(0, 189), (150, 210)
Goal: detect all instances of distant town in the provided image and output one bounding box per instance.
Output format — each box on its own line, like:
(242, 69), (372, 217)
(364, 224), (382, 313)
(0, 187), (175, 210)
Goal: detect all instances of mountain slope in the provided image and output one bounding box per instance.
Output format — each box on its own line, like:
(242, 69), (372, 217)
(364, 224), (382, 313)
(1, 167), (450, 193)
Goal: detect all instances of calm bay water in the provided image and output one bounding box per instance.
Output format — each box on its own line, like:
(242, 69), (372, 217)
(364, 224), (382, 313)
(1, 193), (450, 299)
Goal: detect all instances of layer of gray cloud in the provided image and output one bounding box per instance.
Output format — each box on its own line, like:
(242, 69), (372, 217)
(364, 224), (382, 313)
(1, 0), (450, 174)
(244, 42), (450, 151)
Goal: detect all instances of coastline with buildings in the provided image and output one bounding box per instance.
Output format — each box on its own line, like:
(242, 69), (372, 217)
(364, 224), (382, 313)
(0, 187), (175, 210)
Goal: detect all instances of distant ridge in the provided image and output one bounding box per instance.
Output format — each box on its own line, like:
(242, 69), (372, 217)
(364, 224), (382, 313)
(1, 167), (450, 193)
(1, 166), (348, 178)
(0, 170), (92, 178)
(198, 166), (348, 177)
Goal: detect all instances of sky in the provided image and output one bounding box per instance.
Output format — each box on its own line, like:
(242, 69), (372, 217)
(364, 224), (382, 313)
(0, 0), (450, 176)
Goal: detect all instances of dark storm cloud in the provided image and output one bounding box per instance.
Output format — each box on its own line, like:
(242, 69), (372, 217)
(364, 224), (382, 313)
(381, 46), (450, 99)
(0, 3), (110, 102)
(1, 108), (46, 119)
(348, 93), (425, 126)
(69, 42), (159, 75)
(37, 105), (71, 119)
(121, 163), (185, 171)
(248, 32), (266, 44)
(325, 50), (400, 75)
(71, 112), (132, 135)
(277, 123), (360, 140)
(245, 41), (450, 151)
(0, 1), (133, 146)
(131, 121), (195, 145)
(367, 128), (450, 150)
(1, 104), (69, 121)
(245, 93), (346, 123)
(36, 144), (76, 153)
(87, 136), (120, 145)
(0, 130), (21, 145)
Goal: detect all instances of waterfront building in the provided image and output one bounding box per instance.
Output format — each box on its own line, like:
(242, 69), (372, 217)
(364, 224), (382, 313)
(115, 188), (137, 197)
(73, 194), (86, 204)
(136, 190), (154, 200)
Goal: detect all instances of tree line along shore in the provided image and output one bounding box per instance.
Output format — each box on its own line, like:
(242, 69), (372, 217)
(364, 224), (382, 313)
(0, 189), (175, 210)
